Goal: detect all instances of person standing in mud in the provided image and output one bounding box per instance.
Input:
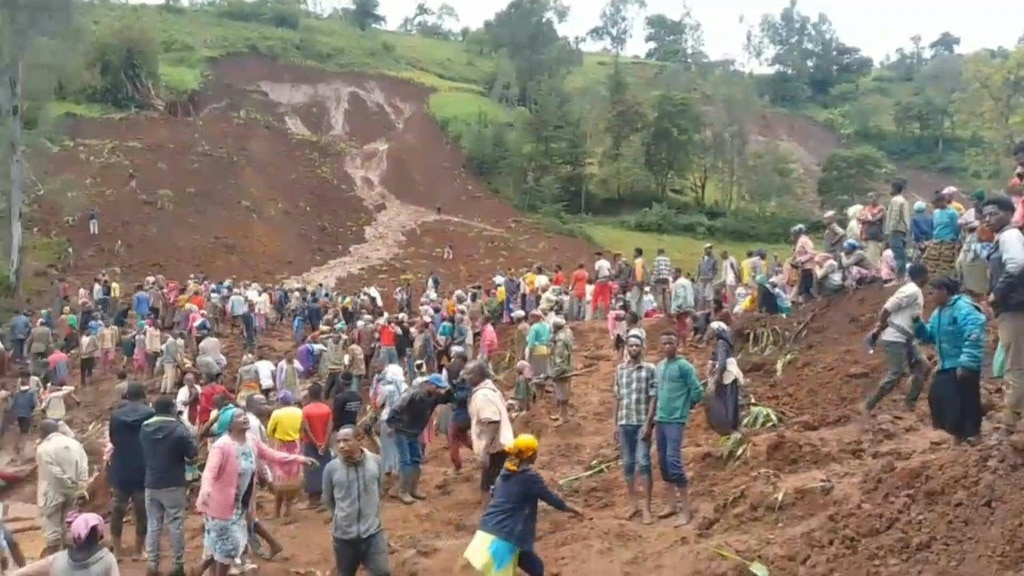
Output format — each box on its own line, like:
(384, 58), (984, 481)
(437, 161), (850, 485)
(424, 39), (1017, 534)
(108, 383), (154, 561)
(549, 317), (574, 425)
(648, 332), (704, 526)
(36, 419), (89, 557)
(141, 394), (199, 576)
(864, 263), (929, 417)
(323, 426), (390, 576)
(613, 331), (657, 524)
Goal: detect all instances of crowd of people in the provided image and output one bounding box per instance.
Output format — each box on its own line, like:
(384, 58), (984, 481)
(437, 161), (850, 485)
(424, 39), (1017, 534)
(0, 158), (1023, 576)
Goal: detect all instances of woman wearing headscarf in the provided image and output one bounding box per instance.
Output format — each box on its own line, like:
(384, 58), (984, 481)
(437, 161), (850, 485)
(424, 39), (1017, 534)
(525, 311), (551, 381)
(910, 200), (933, 263)
(235, 354), (261, 406)
(913, 277), (986, 443)
(196, 410), (314, 576)
(703, 322), (744, 436)
(463, 434), (584, 576)
(790, 224), (817, 303)
(266, 391), (304, 518)
(839, 239), (877, 289)
(956, 221), (992, 298)
(922, 190), (962, 281)
(12, 512), (119, 575)
(374, 363), (407, 493)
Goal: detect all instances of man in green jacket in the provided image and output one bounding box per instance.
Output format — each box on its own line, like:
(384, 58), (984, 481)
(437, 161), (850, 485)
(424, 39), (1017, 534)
(646, 331), (704, 526)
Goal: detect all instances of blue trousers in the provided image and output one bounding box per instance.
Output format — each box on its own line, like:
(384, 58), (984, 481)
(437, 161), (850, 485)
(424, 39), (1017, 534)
(394, 433), (423, 474)
(655, 422), (687, 488)
(618, 424), (652, 480)
(890, 231), (907, 280)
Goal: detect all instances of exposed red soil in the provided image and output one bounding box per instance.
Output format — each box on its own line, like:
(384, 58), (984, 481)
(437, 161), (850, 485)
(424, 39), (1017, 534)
(753, 109), (963, 204)
(31, 55), (595, 294)
(10, 56), (1016, 576)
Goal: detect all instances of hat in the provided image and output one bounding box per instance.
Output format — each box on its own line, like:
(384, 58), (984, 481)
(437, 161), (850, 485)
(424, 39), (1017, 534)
(972, 189), (987, 201)
(425, 373), (448, 389)
(913, 201), (927, 212)
(68, 512), (104, 545)
(822, 210), (836, 219)
(511, 310), (526, 320)
(551, 316), (566, 329)
(625, 328), (645, 344)
(703, 243), (713, 249)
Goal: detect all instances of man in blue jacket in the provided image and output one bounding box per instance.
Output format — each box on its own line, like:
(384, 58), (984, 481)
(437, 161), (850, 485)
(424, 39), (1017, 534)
(140, 394), (198, 576)
(108, 382), (154, 560)
(8, 311), (30, 365)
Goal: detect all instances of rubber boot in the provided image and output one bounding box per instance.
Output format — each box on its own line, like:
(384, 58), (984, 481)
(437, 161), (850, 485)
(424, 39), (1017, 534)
(409, 467), (426, 500)
(397, 471), (415, 505)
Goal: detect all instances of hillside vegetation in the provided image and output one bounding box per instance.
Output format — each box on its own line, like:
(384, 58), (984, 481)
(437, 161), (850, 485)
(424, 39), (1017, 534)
(2, 0), (1019, 254)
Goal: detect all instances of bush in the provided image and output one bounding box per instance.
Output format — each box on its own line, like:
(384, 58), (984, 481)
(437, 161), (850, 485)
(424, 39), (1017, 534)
(209, 0), (302, 31)
(624, 203), (822, 244)
(87, 20), (161, 109)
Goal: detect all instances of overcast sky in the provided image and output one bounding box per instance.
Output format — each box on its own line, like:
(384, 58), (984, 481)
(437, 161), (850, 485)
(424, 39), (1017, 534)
(380, 0), (1019, 62)
(153, 1), (1022, 64)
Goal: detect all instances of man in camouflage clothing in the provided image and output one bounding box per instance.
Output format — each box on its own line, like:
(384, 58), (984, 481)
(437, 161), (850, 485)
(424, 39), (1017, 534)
(549, 316), (574, 426)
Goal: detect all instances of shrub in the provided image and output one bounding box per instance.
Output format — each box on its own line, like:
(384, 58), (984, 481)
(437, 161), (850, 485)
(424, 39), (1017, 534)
(624, 204), (822, 244)
(87, 20), (161, 109)
(209, 0), (302, 31)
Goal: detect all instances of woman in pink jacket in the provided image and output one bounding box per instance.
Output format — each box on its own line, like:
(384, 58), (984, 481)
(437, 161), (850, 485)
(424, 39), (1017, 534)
(195, 409), (314, 576)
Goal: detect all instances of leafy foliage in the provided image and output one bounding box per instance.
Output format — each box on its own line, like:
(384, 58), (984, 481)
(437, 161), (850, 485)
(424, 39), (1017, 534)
(87, 19), (162, 109)
(817, 147), (894, 208)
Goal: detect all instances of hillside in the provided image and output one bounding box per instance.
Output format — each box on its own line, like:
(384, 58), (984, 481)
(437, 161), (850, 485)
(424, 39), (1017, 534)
(32, 1), (965, 229)
(31, 54), (595, 292)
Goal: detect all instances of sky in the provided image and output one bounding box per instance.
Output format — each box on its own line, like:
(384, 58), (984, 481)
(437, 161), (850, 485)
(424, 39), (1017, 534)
(145, 1), (1022, 65)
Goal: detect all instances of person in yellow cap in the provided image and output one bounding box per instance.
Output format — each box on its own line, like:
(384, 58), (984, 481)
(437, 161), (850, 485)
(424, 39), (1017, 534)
(463, 434), (583, 576)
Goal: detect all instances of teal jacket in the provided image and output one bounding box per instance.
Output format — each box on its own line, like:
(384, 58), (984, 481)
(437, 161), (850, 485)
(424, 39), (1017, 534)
(913, 295), (986, 372)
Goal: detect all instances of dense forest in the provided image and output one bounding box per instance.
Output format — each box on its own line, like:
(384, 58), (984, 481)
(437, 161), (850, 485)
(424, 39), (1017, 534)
(1, 0), (1022, 245)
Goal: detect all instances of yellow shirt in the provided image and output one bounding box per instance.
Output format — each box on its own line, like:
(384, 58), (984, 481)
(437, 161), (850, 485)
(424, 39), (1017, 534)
(110, 282), (120, 299)
(523, 273), (536, 293)
(950, 200), (965, 215)
(497, 286), (506, 303)
(633, 258), (645, 283)
(267, 406), (303, 442)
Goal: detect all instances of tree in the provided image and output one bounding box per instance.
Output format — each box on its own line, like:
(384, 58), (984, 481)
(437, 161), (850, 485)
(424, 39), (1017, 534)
(400, 2), (459, 39)
(643, 92), (702, 199)
(928, 32), (961, 58)
(0, 0), (76, 292)
(816, 146), (893, 208)
(482, 0), (579, 106)
(745, 144), (802, 214)
(643, 8), (706, 69)
(344, 0), (385, 31)
(588, 0), (646, 57)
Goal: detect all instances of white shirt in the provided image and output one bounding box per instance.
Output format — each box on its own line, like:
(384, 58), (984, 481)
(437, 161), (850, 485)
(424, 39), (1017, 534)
(254, 360), (276, 391)
(880, 282), (924, 343)
(534, 274), (550, 291)
(595, 258), (612, 281)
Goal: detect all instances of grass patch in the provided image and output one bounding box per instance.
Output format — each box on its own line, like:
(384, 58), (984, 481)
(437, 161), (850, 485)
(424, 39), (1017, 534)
(588, 224), (790, 275)
(427, 91), (512, 138)
(45, 101), (114, 119)
(160, 62), (206, 95)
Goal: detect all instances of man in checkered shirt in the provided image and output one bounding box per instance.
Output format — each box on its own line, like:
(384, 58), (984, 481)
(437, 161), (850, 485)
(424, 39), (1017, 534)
(613, 330), (658, 525)
(651, 248), (673, 314)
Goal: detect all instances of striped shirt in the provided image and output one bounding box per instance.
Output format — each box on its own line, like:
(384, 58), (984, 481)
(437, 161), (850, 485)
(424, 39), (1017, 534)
(652, 255), (673, 282)
(614, 360), (658, 426)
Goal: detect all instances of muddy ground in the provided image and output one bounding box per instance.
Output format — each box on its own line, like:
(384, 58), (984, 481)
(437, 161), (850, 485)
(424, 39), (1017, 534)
(10, 56), (1017, 576)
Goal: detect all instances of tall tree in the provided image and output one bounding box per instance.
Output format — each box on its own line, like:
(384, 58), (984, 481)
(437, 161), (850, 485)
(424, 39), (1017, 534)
(928, 32), (961, 57)
(643, 7), (706, 69)
(588, 0), (646, 57)
(0, 0), (76, 291)
(482, 0), (580, 106)
(643, 92), (702, 199)
(816, 146), (893, 208)
(344, 0), (385, 31)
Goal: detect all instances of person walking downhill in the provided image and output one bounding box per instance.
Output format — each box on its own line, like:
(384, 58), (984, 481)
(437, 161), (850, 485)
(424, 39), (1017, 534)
(108, 383), (154, 561)
(140, 394), (199, 576)
(864, 263), (929, 419)
(548, 317), (574, 425)
(322, 426), (391, 576)
(35, 419), (89, 558)
(385, 373), (451, 504)
(613, 331), (657, 525)
(650, 332), (704, 526)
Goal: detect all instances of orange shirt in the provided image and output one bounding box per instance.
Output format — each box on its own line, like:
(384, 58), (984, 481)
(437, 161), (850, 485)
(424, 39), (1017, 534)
(379, 324), (396, 347)
(553, 272), (565, 287)
(570, 270), (588, 298)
